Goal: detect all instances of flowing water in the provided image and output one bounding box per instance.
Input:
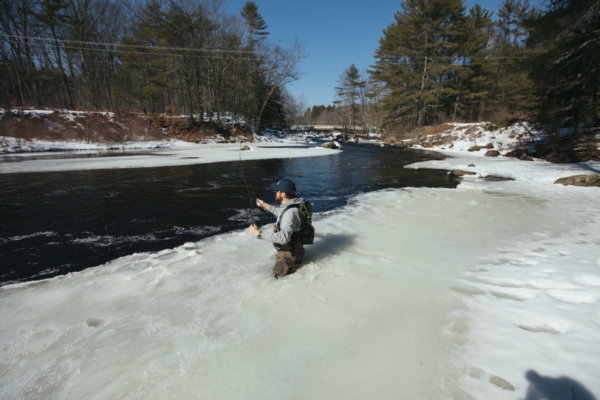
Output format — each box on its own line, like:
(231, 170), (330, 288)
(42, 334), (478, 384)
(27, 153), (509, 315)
(0, 143), (457, 285)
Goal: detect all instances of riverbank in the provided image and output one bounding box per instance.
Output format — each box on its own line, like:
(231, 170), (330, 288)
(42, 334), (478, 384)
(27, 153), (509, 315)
(407, 149), (600, 398)
(1, 147), (599, 399)
(0, 141), (340, 174)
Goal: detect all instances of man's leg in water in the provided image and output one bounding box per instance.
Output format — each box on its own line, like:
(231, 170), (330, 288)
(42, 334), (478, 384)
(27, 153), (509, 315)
(273, 245), (305, 277)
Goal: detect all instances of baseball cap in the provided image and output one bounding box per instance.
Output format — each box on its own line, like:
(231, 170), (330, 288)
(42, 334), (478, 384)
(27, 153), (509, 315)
(270, 179), (296, 194)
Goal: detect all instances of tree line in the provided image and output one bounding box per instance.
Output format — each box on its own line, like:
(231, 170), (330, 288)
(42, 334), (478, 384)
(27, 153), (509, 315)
(0, 0), (302, 131)
(325, 0), (599, 137)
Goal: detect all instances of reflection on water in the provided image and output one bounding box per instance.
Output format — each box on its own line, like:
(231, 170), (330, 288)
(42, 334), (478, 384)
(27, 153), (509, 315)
(0, 143), (457, 285)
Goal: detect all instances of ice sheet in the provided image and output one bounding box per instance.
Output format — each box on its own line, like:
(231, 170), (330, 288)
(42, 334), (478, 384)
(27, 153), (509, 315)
(0, 142), (340, 174)
(407, 151), (600, 399)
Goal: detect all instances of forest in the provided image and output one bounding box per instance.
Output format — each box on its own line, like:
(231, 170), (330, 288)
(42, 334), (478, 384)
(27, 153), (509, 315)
(1, 0), (599, 137)
(0, 0), (300, 132)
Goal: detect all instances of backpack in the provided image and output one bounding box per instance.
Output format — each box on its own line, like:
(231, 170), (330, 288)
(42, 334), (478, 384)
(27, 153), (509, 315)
(292, 201), (315, 245)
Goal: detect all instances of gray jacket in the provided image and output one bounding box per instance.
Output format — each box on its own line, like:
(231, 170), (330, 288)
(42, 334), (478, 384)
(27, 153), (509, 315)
(260, 197), (305, 248)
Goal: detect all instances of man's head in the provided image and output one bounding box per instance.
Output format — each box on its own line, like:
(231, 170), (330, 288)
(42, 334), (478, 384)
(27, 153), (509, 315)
(270, 179), (296, 203)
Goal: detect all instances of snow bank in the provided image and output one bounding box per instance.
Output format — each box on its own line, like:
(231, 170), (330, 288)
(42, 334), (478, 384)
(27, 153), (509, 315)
(411, 122), (538, 155)
(407, 151), (600, 399)
(0, 142), (340, 174)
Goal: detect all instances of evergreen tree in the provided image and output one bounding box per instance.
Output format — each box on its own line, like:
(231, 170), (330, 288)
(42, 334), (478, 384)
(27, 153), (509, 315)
(371, 0), (466, 129)
(490, 0), (535, 114)
(240, 1), (269, 50)
(526, 0), (600, 134)
(240, 1), (270, 131)
(458, 4), (495, 121)
(118, 0), (168, 114)
(335, 64), (366, 130)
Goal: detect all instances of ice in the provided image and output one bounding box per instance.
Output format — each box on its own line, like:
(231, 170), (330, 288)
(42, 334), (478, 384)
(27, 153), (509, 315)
(0, 142), (340, 174)
(0, 185), (544, 399)
(408, 151), (600, 399)
(1, 144), (600, 398)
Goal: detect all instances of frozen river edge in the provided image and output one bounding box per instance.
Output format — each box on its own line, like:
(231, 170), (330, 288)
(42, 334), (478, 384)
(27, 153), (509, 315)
(1, 148), (599, 399)
(0, 141), (341, 174)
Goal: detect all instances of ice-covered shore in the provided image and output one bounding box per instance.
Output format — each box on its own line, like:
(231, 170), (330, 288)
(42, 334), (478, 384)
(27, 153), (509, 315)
(0, 141), (339, 174)
(1, 146), (599, 399)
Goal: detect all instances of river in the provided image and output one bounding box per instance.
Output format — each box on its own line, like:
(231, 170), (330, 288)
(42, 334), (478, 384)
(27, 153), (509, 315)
(0, 143), (457, 286)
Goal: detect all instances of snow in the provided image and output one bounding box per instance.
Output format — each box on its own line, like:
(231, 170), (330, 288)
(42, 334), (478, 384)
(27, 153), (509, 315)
(1, 128), (600, 398)
(406, 149), (600, 399)
(0, 141), (340, 174)
(412, 121), (539, 154)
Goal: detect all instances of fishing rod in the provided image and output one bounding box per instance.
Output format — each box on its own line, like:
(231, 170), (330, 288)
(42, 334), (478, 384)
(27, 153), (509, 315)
(238, 141), (258, 225)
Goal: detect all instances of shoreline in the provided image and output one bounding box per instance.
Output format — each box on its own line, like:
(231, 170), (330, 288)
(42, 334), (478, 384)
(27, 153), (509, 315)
(0, 141), (341, 174)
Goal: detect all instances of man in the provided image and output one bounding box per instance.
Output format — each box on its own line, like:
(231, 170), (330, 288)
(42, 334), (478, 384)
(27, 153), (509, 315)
(248, 178), (306, 278)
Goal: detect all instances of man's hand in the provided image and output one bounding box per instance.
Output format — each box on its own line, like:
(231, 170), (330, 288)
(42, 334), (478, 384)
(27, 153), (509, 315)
(248, 223), (261, 236)
(256, 198), (269, 209)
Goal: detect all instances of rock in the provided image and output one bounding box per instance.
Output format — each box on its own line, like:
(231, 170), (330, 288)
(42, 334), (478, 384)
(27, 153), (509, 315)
(468, 164), (475, 167)
(320, 141), (342, 149)
(505, 148), (531, 160)
(451, 169), (477, 177)
(240, 145), (251, 151)
(519, 154), (533, 161)
(484, 175), (514, 182)
(468, 145), (483, 152)
(554, 174), (600, 187)
(485, 150), (500, 157)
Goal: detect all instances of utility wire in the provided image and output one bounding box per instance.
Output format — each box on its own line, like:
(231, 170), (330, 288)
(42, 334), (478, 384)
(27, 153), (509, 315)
(1, 33), (537, 60)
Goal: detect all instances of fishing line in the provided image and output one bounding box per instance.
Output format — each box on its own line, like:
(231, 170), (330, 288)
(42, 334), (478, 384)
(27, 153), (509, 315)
(239, 141), (257, 225)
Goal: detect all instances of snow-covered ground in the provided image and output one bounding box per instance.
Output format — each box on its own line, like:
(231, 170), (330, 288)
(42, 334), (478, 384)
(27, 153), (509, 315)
(412, 121), (538, 153)
(1, 135), (599, 399)
(407, 150), (600, 399)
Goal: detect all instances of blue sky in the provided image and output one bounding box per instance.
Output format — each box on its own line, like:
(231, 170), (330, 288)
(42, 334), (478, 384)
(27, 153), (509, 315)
(225, 0), (545, 108)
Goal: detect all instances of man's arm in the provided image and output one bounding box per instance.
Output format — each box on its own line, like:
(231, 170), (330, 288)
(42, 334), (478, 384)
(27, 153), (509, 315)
(256, 198), (286, 217)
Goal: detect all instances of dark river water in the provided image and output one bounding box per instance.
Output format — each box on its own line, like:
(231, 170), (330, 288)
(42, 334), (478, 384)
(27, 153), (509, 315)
(0, 143), (458, 286)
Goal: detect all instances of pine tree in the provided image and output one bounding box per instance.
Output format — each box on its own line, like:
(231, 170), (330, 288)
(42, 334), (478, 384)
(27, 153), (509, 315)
(371, 0), (466, 129)
(240, 1), (269, 50)
(490, 0), (535, 115)
(460, 4), (495, 121)
(526, 0), (600, 135)
(335, 64), (366, 130)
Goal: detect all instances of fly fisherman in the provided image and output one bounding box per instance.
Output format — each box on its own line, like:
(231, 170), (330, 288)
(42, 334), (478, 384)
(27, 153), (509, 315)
(248, 179), (306, 278)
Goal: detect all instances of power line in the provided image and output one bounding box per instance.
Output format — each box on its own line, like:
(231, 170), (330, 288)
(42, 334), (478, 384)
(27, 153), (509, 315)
(1, 33), (536, 61)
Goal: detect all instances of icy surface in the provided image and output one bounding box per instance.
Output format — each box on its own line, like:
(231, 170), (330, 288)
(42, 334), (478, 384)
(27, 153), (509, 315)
(0, 142), (339, 174)
(1, 144), (599, 399)
(407, 151), (600, 399)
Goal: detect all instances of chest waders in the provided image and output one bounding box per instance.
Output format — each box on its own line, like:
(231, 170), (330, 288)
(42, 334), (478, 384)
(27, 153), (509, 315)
(272, 226), (303, 256)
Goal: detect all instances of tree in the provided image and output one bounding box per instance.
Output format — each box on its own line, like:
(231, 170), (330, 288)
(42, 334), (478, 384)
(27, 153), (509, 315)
(335, 64), (365, 130)
(240, 1), (268, 50)
(450, 4), (495, 121)
(526, 0), (600, 135)
(371, 0), (466, 129)
(490, 0), (535, 114)
(36, 0), (74, 108)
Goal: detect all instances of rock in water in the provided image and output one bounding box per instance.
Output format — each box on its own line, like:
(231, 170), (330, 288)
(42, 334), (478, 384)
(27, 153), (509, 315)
(451, 169), (477, 177)
(485, 150), (500, 157)
(554, 174), (600, 187)
(320, 141), (343, 150)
